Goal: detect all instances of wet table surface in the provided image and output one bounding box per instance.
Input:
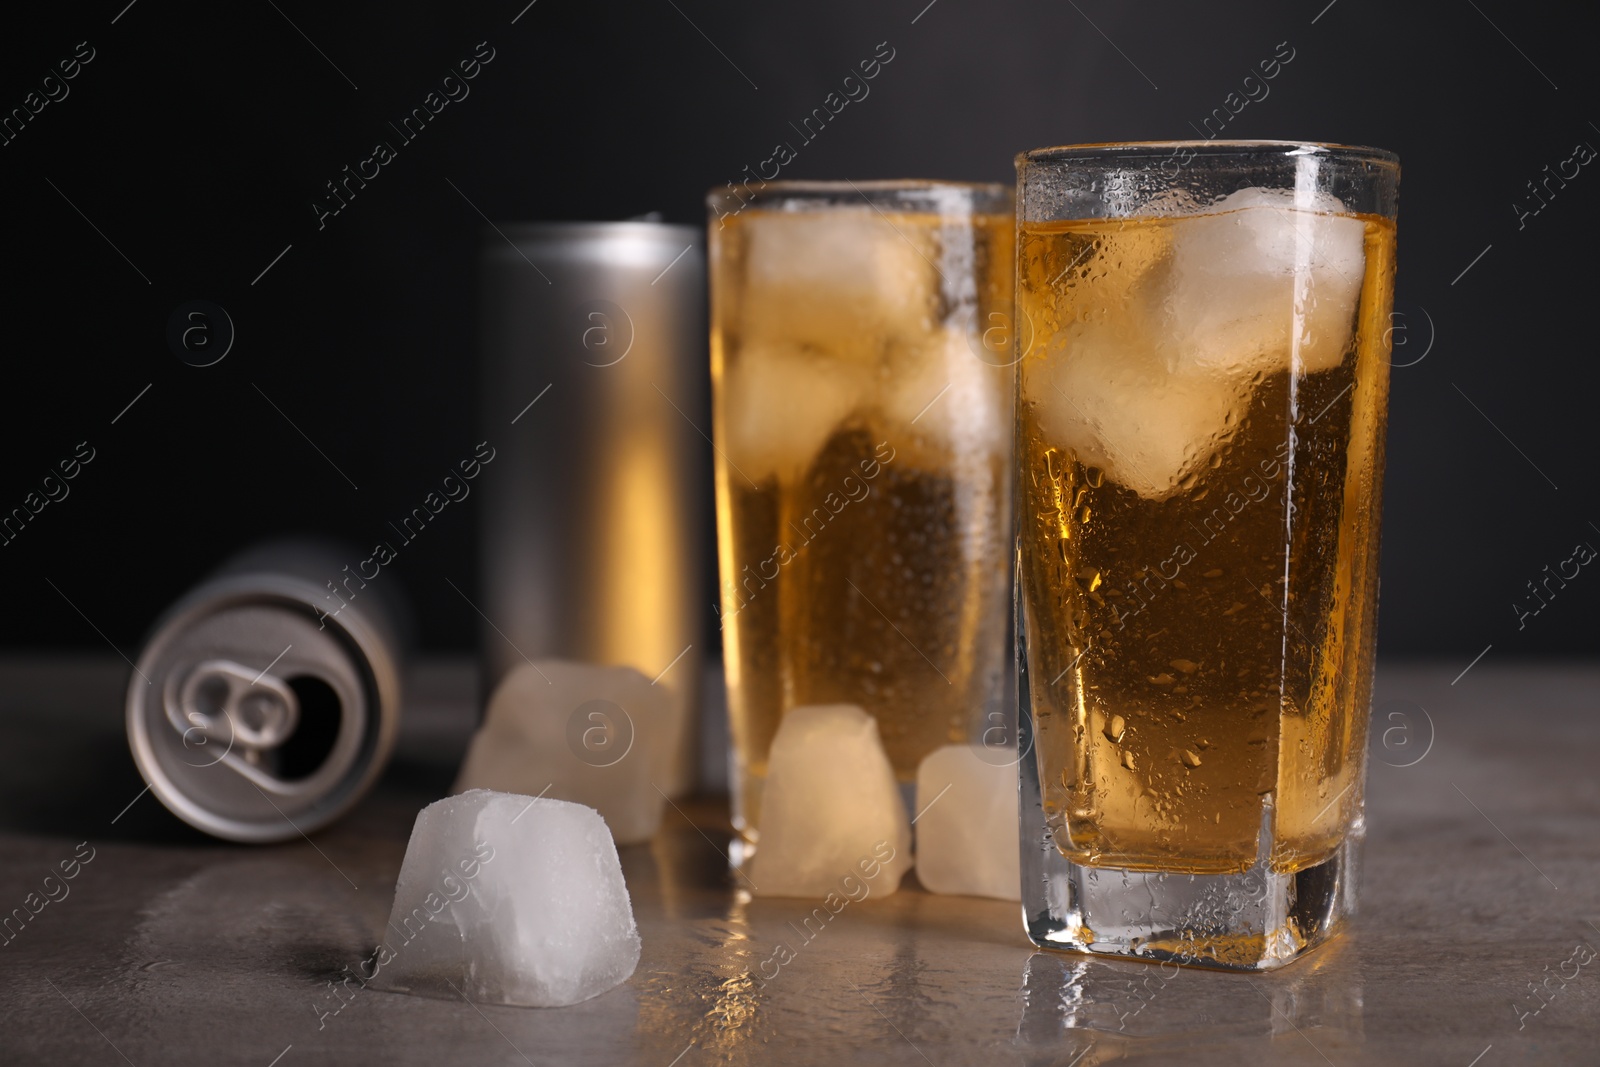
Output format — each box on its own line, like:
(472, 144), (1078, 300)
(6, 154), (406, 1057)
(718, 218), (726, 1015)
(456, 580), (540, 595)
(0, 656), (1596, 1066)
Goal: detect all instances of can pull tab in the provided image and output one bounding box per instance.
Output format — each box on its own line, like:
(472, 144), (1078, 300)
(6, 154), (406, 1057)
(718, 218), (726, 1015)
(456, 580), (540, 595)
(167, 660), (301, 755)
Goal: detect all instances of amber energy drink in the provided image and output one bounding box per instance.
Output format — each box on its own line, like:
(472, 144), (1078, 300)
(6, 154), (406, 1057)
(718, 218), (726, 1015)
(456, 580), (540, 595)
(126, 540), (408, 842)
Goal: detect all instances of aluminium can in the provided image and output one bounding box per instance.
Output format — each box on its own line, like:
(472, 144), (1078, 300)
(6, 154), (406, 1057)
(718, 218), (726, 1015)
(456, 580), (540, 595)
(477, 221), (709, 795)
(125, 540), (409, 842)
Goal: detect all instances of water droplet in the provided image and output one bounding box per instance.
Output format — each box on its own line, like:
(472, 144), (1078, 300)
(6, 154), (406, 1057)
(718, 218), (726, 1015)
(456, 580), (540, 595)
(1084, 466), (1104, 488)
(1181, 749), (1202, 768)
(1121, 749), (1136, 771)
(1104, 714), (1125, 742)
(1169, 658), (1199, 674)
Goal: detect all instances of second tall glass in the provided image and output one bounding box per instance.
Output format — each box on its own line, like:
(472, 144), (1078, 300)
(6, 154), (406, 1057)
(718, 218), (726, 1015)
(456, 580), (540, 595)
(708, 180), (1014, 845)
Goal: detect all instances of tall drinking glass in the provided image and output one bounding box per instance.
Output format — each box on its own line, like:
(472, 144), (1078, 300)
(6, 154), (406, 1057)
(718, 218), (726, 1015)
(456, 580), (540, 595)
(1014, 142), (1399, 969)
(708, 180), (1014, 847)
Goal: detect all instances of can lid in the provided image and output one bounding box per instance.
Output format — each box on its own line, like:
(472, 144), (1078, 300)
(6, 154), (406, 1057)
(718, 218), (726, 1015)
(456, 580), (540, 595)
(482, 220), (702, 267)
(126, 576), (400, 843)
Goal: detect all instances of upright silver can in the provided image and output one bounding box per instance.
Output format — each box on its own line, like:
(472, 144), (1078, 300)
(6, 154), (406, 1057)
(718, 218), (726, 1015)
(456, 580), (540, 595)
(126, 541), (407, 842)
(478, 222), (708, 796)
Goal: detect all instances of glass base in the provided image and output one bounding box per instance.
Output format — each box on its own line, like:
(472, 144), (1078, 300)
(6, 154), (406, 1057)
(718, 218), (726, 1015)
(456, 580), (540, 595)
(1019, 749), (1360, 972)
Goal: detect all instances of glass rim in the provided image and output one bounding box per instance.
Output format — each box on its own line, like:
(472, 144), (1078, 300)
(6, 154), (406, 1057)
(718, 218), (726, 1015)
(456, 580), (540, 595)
(1016, 140), (1399, 170)
(704, 178), (1012, 210)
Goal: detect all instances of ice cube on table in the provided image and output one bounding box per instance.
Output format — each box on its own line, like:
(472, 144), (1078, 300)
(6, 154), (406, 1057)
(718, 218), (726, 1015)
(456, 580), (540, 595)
(1159, 186), (1366, 376)
(453, 661), (673, 845)
(751, 704), (912, 898)
(739, 209), (936, 355)
(721, 341), (865, 484)
(371, 789), (639, 1008)
(913, 745), (1020, 901)
(1029, 320), (1246, 500)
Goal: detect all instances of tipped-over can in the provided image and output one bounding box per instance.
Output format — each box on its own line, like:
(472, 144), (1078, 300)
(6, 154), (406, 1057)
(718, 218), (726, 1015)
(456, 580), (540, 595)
(126, 540), (409, 842)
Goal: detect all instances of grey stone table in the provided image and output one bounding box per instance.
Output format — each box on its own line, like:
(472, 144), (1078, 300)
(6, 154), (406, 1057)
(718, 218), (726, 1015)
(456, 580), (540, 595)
(0, 657), (1595, 1066)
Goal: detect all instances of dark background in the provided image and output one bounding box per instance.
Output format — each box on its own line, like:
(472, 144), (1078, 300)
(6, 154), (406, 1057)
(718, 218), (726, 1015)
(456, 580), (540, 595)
(1, 0), (1595, 665)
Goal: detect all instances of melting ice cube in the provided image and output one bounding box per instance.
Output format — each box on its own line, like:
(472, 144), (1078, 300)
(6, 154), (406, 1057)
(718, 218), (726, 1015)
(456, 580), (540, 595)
(1159, 186), (1366, 376)
(881, 328), (1011, 466)
(913, 745), (1020, 901)
(751, 704), (912, 898)
(1030, 320), (1246, 500)
(371, 789), (640, 1008)
(453, 661), (674, 845)
(721, 341), (865, 484)
(739, 209), (935, 355)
